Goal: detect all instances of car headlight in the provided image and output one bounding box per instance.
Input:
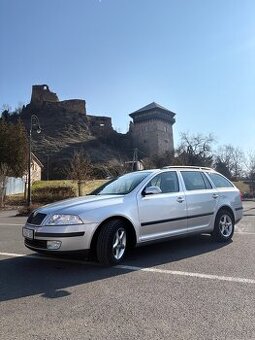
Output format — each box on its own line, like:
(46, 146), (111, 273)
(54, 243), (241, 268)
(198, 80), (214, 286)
(47, 215), (83, 225)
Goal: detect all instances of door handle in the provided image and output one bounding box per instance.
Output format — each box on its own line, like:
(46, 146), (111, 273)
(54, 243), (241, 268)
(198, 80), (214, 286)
(212, 193), (219, 199)
(177, 197), (184, 203)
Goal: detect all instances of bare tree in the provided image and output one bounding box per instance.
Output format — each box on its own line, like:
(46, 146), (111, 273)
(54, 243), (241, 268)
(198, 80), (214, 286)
(214, 145), (244, 180)
(175, 132), (215, 167)
(245, 151), (255, 197)
(67, 151), (92, 196)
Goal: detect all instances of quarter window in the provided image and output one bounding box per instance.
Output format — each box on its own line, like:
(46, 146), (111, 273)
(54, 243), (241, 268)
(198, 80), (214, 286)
(208, 173), (234, 188)
(181, 171), (208, 191)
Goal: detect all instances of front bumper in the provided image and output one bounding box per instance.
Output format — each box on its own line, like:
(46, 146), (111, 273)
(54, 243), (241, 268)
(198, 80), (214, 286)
(22, 222), (98, 252)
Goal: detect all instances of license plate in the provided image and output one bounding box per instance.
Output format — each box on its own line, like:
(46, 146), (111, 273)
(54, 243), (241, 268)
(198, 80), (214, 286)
(23, 227), (34, 240)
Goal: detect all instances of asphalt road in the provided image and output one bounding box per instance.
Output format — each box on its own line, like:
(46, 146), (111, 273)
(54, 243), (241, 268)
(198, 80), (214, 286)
(0, 201), (255, 340)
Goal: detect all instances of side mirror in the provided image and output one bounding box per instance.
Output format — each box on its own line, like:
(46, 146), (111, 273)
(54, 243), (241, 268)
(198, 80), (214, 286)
(143, 186), (162, 196)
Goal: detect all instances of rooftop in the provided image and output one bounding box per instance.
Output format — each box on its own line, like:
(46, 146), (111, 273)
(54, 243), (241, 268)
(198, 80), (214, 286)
(129, 102), (176, 118)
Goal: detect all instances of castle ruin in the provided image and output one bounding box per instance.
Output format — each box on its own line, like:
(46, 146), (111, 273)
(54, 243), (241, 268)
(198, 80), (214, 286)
(28, 84), (113, 136)
(26, 84), (176, 158)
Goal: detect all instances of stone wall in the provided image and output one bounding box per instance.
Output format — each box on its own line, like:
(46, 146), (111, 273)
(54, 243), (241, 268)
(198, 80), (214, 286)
(87, 115), (113, 135)
(30, 85), (86, 115)
(43, 99), (86, 114)
(31, 85), (59, 107)
(31, 159), (42, 183)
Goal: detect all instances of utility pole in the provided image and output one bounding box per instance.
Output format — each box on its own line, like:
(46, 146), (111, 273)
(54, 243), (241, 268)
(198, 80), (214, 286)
(132, 148), (138, 171)
(27, 114), (42, 206)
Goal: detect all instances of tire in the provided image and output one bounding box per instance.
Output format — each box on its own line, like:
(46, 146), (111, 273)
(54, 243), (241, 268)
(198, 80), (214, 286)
(96, 219), (128, 266)
(212, 209), (234, 242)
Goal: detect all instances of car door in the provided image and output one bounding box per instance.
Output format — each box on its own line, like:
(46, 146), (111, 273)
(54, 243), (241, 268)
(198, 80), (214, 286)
(137, 171), (187, 242)
(180, 171), (219, 233)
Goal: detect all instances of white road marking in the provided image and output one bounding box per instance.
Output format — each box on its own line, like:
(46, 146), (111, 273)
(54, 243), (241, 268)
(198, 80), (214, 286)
(115, 265), (255, 284)
(0, 252), (25, 257)
(0, 223), (23, 226)
(0, 252), (99, 266)
(1, 251), (255, 285)
(235, 232), (255, 235)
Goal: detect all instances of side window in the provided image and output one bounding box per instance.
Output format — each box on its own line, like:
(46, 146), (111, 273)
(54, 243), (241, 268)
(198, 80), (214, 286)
(201, 173), (212, 189)
(181, 171), (208, 191)
(146, 172), (179, 193)
(208, 173), (234, 188)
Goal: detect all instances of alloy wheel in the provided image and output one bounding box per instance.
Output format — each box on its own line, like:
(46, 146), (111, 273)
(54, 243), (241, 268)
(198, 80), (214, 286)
(219, 214), (233, 237)
(112, 227), (127, 260)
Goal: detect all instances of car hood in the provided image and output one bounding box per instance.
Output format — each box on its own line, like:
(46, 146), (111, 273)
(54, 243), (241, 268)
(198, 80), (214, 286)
(36, 195), (125, 216)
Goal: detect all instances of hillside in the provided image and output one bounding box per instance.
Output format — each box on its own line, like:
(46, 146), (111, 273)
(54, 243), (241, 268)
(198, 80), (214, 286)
(8, 85), (133, 179)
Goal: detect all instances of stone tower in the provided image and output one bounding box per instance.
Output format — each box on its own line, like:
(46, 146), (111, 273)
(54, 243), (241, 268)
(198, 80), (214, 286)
(129, 102), (176, 156)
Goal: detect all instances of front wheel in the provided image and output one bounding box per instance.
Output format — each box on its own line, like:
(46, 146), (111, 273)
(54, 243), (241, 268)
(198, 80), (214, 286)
(96, 219), (127, 266)
(212, 209), (234, 242)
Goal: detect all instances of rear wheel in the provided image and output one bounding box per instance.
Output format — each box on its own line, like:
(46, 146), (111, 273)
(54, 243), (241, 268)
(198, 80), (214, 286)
(96, 219), (127, 266)
(212, 209), (234, 242)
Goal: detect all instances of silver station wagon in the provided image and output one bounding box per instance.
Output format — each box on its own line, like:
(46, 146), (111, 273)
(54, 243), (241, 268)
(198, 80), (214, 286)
(23, 166), (243, 265)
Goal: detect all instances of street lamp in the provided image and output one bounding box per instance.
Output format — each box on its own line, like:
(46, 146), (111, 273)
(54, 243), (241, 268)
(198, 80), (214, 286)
(27, 114), (41, 206)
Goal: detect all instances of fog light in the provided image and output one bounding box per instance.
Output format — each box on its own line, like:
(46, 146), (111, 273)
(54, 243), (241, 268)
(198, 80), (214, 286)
(47, 240), (61, 250)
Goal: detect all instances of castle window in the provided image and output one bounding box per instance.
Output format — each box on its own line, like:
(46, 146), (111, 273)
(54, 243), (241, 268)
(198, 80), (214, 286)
(165, 139), (168, 143)
(164, 127), (168, 132)
(144, 140), (147, 143)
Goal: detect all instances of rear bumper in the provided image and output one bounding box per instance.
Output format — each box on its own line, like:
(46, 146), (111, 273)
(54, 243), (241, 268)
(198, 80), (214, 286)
(234, 207), (243, 224)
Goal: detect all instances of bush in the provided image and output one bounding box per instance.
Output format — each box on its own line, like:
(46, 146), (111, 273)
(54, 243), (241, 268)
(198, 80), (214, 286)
(32, 185), (76, 203)
(242, 192), (254, 199)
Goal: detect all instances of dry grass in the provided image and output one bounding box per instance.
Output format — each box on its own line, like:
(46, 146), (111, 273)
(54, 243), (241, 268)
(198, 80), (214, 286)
(3, 180), (108, 212)
(233, 181), (250, 194)
(32, 179), (107, 195)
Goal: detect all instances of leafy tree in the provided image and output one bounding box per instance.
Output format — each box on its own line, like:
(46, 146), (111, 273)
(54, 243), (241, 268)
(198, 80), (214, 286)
(175, 132), (215, 167)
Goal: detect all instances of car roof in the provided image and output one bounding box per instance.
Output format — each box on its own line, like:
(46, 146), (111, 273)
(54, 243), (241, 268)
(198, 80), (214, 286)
(131, 166), (216, 176)
(161, 166), (215, 172)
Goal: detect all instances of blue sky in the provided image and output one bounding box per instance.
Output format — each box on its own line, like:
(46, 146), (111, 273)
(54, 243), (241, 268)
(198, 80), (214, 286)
(0, 0), (254, 152)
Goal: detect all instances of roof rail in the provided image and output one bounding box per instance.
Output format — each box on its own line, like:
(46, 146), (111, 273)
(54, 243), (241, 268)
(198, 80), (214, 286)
(162, 165), (213, 171)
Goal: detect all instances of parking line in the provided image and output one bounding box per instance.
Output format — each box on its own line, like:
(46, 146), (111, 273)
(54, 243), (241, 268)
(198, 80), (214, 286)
(0, 223), (23, 226)
(115, 265), (255, 284)
(0, 252), (100, 266)
(1, 251), (255, 285)
(235, 232), (255, 235)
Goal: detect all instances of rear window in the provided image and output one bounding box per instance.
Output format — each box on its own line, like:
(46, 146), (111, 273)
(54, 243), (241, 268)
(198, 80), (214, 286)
(207, 173), (234, 188)
(181, 171), (209, 191)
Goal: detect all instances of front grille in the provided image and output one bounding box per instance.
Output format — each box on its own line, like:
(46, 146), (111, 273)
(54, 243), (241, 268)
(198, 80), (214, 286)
(25, 238), (47, 249)
(27, 212), (47, 225)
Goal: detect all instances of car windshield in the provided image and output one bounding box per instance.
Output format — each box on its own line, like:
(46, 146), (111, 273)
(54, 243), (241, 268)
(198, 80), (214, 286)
(91, 172), (151, 195)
